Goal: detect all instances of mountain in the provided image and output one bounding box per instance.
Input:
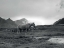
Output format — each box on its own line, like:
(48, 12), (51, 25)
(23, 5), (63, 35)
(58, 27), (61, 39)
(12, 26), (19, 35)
(15, 18), (29, 26)
(54, 18), (64, 25)
(0, 17), (17, 28)
(0, 17), (34, 28)
(6, 18), (17, 28)
(0, 17), (7, 28)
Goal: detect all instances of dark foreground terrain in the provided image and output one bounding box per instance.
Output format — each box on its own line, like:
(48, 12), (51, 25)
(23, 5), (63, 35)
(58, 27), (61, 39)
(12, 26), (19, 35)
(0, 26), (64, 48)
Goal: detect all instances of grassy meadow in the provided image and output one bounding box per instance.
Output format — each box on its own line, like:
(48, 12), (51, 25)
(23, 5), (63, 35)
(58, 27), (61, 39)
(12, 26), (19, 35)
(0, 25), (64, 48)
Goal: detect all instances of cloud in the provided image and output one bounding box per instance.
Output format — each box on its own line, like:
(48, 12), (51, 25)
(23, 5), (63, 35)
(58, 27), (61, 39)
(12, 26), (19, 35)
(0, 0), (64, 25)
(0, 0), (61, 17)
(11, 15), (57, 25)
(60, 0), (64, 8)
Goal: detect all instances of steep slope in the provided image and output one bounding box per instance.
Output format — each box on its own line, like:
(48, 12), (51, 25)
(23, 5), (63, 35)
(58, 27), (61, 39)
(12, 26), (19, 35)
(15, 18), (28, 26)
(54, 18), (64, 25)
(6, 18), (17, 28)
(0, 17), (17, 28)
(0, 17), (7, 28)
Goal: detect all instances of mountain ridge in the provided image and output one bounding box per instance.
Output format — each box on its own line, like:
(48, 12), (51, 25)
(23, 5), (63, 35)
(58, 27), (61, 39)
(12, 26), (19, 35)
(54, 18), (64, 25)
(0, 17), (17, 28)
(0, 17), (31, 28)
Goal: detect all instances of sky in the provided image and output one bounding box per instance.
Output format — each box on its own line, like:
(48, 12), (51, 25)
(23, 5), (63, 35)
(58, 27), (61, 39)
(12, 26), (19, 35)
(0, 0), (64, 25)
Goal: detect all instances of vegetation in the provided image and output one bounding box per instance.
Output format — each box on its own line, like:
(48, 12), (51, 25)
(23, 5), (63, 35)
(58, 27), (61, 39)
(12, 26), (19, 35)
(0, 17), (64, 48)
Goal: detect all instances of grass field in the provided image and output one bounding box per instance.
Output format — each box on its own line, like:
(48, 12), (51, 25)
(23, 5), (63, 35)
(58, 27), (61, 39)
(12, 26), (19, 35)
(0, 26), (64, 48)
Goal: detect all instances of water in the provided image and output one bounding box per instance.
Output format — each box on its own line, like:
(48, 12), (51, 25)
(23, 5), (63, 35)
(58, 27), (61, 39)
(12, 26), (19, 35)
(48, 38), (64, 44)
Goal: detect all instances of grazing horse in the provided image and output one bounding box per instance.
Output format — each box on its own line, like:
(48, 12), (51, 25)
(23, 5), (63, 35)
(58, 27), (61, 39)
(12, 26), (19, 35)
(18, 23), (35, 32)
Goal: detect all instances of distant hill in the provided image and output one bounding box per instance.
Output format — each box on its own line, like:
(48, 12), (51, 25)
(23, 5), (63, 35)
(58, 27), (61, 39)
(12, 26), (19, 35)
(6, 18), (17, 28)
(15, 18), (29, 26)
(54, 18), (64, 25)
(0, 17), (17, 28)
(0, 17), (34, 28)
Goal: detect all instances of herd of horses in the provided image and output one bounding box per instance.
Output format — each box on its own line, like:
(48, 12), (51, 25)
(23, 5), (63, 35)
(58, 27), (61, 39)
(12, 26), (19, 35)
(0, 23), (47, 32)
(0, 23), (36, 32)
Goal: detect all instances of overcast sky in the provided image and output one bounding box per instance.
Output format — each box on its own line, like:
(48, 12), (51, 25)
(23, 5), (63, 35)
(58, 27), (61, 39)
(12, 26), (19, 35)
(0, 0), (64, 25)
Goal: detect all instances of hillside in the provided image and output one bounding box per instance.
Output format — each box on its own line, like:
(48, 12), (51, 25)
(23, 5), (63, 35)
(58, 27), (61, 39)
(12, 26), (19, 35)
(6, 18), (17, 28)
(0, 17), (33, 28)
(54, 18), (64, 25)
(0, 17), (17, 28)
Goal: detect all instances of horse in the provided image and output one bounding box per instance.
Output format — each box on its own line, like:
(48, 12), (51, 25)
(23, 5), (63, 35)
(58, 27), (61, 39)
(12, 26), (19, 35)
(18, 23), (35, 32)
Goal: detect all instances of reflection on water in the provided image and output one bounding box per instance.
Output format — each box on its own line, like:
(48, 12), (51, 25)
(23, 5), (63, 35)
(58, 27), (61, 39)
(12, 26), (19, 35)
(48, 38), (64, 44)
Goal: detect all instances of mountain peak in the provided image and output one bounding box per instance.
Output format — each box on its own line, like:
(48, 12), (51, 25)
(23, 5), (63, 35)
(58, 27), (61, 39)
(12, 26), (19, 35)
(0, 17), (6, 20)
(15, 18), (29, 26)
(20, 18), (26, 20)
(0, 17), (17, 28)
(7, 18), (12, 21)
